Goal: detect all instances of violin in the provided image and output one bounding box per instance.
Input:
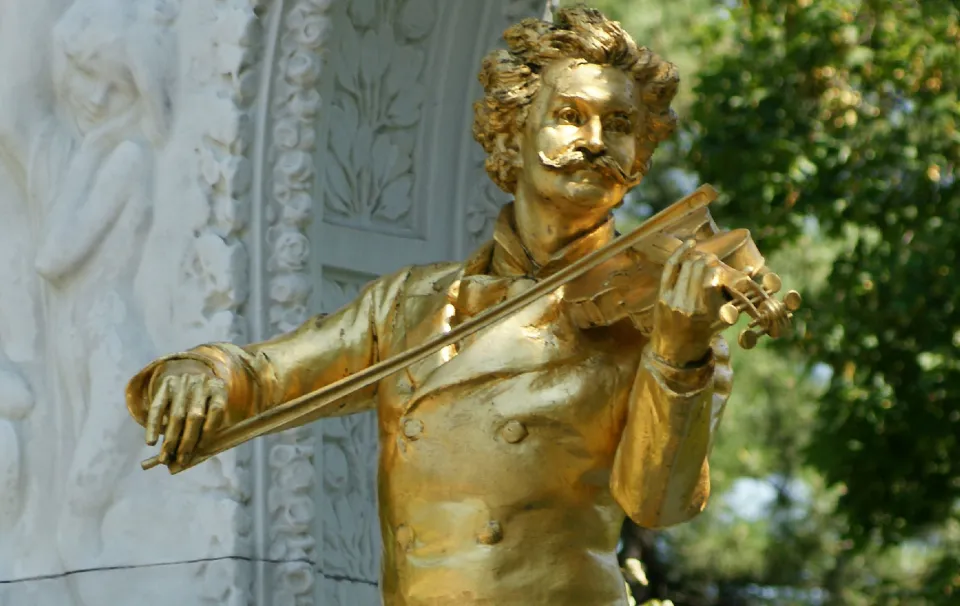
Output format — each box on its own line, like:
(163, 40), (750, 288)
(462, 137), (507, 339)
(564, 204), (802, 349)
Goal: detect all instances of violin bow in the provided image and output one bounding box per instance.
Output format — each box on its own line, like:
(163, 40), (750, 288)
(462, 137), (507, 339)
(142, 184), (719, 474)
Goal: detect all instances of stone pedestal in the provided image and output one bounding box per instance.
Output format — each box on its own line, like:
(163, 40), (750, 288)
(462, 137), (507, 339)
(0, 0), (546, 604)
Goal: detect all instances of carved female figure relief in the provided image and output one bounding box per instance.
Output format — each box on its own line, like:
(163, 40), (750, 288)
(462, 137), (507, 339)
(0, 268), (40, 578)
(0, 351), (34, 530)
(0, 148), (39, 550)
(23, 0), (179, 590)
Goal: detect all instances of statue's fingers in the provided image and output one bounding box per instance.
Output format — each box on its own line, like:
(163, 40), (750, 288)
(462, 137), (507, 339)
(670, 257), (695, 309)
(145, 376), (173, 446)
(161, 375), (191, 464)
(660, 239), (695, 298)
(177, 377), (210, 464)
(685, 259), (707, 314)
(701, 264), (725, 314)
(203, 379), (227, 435)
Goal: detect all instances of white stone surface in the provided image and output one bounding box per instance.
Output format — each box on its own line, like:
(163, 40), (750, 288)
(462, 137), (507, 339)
(0, 0), (546, 604)
(0, 559), (253, 606)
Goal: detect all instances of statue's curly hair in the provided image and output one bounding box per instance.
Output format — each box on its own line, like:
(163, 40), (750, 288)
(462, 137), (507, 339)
(472, 6), (680, 194)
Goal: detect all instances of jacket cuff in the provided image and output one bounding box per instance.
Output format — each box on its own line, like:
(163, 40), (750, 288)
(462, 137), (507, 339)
(642, 346), (715, 396)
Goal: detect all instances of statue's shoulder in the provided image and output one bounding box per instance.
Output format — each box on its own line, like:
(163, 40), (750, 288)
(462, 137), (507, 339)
(401, 259), (465, 297)
(394, 240), (493, 297)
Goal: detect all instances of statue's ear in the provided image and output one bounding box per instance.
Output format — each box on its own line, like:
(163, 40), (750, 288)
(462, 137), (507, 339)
(505, 132), (523, 170)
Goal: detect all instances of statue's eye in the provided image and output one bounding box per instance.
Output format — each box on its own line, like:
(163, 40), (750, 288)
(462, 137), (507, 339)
(557, 107), (583, 126)
(605, 114), (632, 133)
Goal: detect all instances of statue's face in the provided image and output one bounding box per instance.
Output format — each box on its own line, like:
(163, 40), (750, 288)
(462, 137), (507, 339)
(62, 56), (138, 135)
(517, 59), (642, 217)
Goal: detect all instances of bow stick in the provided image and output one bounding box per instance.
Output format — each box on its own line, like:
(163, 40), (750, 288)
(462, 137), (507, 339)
(142, 184), (719, 474)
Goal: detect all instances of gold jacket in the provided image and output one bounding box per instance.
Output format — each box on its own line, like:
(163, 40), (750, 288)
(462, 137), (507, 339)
(128, 205), (732, 605)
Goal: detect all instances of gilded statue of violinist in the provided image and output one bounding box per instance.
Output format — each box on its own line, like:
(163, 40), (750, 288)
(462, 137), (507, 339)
(126, 7), (799, 605)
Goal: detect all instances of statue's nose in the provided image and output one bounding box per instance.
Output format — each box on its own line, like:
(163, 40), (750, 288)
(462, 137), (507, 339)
(582, 116), (606, 155)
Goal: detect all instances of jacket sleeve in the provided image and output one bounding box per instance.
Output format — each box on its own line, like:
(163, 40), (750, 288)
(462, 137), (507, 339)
(610, 336), (733, 529)
(126, 268), (410, 431)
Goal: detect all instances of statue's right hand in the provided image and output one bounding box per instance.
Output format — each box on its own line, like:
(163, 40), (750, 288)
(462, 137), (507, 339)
(145, 372), (227, 466)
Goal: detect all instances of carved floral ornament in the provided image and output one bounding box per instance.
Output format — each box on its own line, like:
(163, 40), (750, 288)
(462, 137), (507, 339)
(267, 0), (328, 336)
(323, 0), (437, 231)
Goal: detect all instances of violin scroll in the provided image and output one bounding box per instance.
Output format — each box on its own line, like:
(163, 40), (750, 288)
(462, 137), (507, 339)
(715, 268), (802, 350)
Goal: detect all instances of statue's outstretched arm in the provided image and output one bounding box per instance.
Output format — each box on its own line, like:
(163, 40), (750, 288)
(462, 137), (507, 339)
(126, 267), (411, 465)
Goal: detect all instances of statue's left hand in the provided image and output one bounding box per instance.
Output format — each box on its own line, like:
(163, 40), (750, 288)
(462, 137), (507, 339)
(143, 367), (228, 466)
(649, 239), (726, 367)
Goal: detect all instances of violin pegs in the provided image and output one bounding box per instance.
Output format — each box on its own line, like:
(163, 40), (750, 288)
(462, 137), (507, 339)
(735, 276), (755, 294)
(738, 329), (760, 350)
(719, 302), (740, 326)
(732, 284), (801, 350)
(784, 290), (802, 312)
(761, 273), (782, 295)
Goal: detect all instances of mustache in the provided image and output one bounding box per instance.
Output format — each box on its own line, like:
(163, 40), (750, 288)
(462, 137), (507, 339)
(538, 146), (643, 186)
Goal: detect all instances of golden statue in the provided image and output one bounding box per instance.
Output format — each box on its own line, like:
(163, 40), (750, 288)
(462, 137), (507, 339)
(126, 7), (799, 604)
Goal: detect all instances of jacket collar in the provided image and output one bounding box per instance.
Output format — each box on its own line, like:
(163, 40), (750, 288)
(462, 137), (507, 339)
(463, 202), (616, 280)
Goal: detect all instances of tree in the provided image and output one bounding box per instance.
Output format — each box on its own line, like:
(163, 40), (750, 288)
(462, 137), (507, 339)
(690, 0), (960, 548)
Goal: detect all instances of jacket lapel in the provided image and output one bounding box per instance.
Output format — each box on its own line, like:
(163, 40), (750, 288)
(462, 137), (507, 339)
(400, 280), (569, 416)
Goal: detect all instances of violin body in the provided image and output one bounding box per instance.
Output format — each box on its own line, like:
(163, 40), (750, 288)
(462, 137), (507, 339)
(566, 206), (801, 349)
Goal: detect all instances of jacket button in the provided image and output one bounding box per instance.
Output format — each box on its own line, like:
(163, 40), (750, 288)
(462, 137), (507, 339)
(402, 418), (423, 440)
(500, 420), (528, 444)
(477, 520), (503, 545)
